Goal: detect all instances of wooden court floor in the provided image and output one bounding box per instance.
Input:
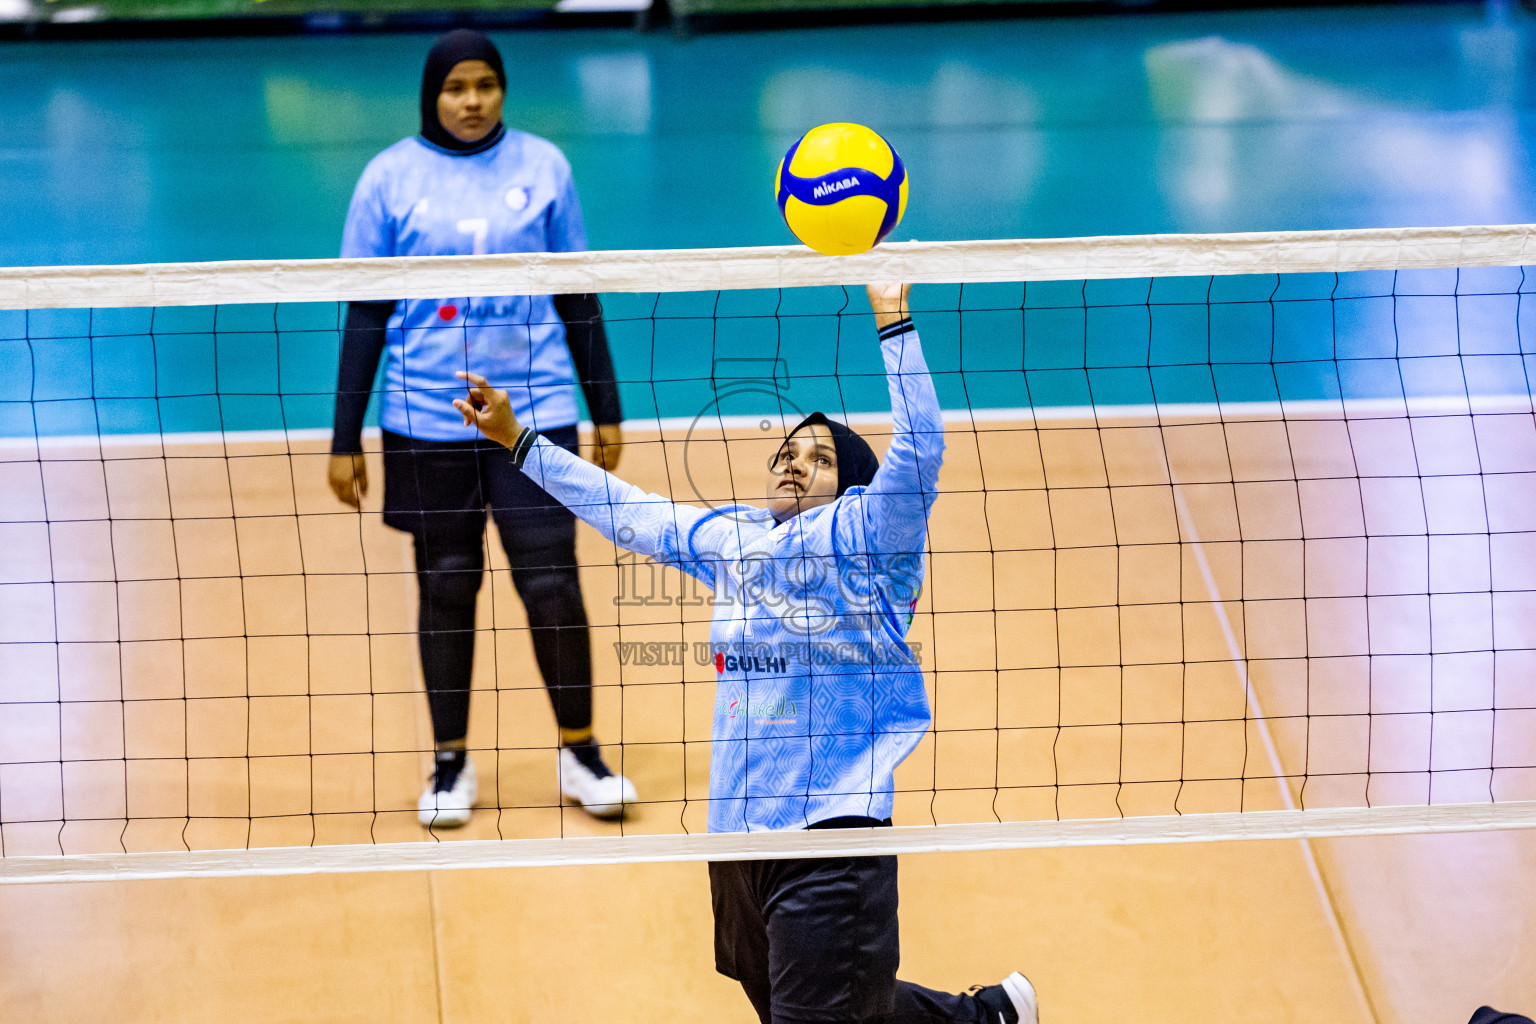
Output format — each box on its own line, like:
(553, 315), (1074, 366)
(2, 411), (1535, 1022)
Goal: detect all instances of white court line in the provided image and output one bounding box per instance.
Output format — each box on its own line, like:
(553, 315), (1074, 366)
(1, 801), (1533, 885)
(4, 394), (1534, 455)
(1173, 486), (1382, 1024)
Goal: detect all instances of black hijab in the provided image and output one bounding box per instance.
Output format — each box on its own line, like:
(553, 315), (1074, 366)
(785, 413), (880, 496)
(420, 29), (507, 155)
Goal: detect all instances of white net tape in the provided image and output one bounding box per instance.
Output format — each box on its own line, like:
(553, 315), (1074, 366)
(4, 224), (1535, 310)
(4, 801), (1534, 885)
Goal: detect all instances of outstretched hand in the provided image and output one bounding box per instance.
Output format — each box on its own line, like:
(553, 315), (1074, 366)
(866, 283), (911, 330)
(453, 371), (521, 448)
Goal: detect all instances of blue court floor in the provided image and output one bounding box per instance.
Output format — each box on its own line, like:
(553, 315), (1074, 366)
(3, 1), (1536, 433)
(3, 1), (1534, 265)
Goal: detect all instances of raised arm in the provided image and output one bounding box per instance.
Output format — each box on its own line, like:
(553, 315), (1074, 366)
(453, 371), (730, 584)
(844, 285), (945, 558)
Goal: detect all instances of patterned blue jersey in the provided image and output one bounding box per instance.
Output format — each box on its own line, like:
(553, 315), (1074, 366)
(342, 130), (589, 439)
(521, 319), (943, 832)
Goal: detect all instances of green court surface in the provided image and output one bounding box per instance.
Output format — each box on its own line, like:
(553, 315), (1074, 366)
(3, 2), (1536, 435)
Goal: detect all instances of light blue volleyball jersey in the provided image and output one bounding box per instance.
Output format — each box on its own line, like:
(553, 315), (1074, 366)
(521, 320), (943, 832)
(342, 130), (588, 440)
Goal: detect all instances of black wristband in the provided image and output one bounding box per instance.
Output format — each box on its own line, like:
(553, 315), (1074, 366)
(877, 316), (914, 341)
(508, 427), (538, 469)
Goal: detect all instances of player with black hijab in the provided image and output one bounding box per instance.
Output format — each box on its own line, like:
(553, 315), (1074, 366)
(451, 283), (1040, 1024)
(329, 28), (636, 827)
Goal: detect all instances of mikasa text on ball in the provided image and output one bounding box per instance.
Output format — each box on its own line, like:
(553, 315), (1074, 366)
(776, 123), (908, 255)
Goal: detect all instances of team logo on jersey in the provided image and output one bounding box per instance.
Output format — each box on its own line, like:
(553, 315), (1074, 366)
(504, 186), (529, 211)
(437, 304), (458, 322)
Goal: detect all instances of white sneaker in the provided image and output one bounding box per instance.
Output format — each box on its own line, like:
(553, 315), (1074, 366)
(974, 971), (1039, 1024)
(558, 746), (637, 819)
(1001, 972), (1038, 1024)
(417, 754), (477, 828)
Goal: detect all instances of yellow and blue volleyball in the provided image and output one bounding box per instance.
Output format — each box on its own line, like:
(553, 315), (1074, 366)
(775, 123), (908, 256)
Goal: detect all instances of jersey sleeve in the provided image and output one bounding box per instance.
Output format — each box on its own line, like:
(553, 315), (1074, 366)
(330, 300), (394, 455)
(341, 157), (395, 259)
(545, 154), (589, 254)
(520, 436), (735, 588)
(836, 319), (945, 561)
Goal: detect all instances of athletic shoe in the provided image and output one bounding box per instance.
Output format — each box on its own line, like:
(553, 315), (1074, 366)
(417, 752), (476, 828)
(972, 971), (1039, 1024)
(558, 744), (637, 819)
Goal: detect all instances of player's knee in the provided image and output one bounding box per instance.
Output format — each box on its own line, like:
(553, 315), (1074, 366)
(418, 546), (484, 615)
(512, 565), (584, 625)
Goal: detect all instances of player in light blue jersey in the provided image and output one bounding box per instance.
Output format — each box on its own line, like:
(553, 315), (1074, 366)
(327, 29), (636, 829)
(451, 284), (1039, 1024)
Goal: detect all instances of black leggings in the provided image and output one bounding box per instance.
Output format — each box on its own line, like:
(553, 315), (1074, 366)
(383, 427), (592, 744)
(414, 521), (592, 743)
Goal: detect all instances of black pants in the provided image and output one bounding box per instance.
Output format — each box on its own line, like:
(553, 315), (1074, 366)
(709, 822), (988, 1024)
(382, 427), (592, 743)
(1471, 1010), (1536, 1024)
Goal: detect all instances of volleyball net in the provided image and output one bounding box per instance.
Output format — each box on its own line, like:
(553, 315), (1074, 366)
(4, 227), (1536, 884)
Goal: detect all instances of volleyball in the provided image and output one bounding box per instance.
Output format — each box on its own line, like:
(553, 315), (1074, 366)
(775, 122), (908, 255)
